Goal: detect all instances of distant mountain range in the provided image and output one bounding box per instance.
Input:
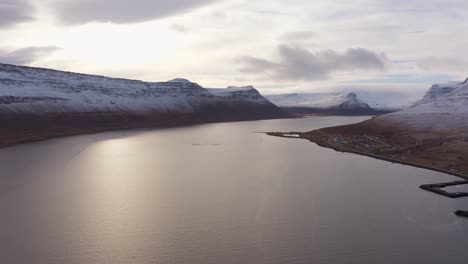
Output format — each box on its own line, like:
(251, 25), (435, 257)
(0, 63), (286, 146)
(265, 91), (394, 115)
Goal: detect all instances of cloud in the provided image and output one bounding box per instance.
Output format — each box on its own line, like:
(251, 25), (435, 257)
(51, 0), (220, 24)
(417, 57), (468, 72)
(279, 31), (316, 41)
(380, 0), (465, 11)
(0, 46), (60, 65)
(0, 0), (35, 28)
(170, 23), (191, 33)
(236, 56), (279, 74)
(237, 45), (389, 81)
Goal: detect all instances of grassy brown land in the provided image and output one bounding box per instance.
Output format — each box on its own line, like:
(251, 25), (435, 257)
(270, 117), (468, 178)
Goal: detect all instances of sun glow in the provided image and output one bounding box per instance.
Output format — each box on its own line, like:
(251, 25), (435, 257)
(53, 23), (187, 69)
(5, 18), (189, 77)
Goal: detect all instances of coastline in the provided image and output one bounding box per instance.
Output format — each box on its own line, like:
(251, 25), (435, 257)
(267, 131), (468, 180)
(0, 112), (290, 149)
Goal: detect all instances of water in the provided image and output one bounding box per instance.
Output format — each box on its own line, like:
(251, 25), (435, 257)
(1, 116), (467, 264)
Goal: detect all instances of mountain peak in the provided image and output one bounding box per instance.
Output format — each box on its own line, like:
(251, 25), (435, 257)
(397, 78), (468, 114)
(382, 78), (468, 133)
(265, 91), (374, 114)
(207, 85), (266, 100)
(168, 78), (193, 83)
(338, 91), (357, 99)
(420, 81), (461, 102)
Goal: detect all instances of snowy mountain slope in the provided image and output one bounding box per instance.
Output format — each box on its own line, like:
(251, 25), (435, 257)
(419, 81), (461, 102)
(265, 92), (376, 114)
(267, 91), (413, 111)
(0, 63), (286, 146)
(390, 79), (468, 115)
(0, 63), (278, 115)
(308, 92), (372, 110)
(207, 86), (270, 102)
(265, 89), (420, 112)
(378, 78), (468, 132)
(0, 64), (208, 114)
(352, 91), (417, 111)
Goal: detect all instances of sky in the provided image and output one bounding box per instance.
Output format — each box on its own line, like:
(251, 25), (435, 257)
(0, 0), (467, 96)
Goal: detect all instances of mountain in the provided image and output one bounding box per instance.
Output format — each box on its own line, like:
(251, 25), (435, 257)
(289, 78), (468, 177)
(266, 92), (379, 115)
(265, 92), (341, 108)
(419, 81), (461, 102)
(351, 90), (418, 111)
(208, 86), (272, 102)
(312, 92), (373, 111)
(380, 79), (468, 132)
(0, 63), (286, 146)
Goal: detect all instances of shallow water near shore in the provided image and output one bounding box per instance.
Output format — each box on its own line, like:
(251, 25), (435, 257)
(1, 116), (468, 264)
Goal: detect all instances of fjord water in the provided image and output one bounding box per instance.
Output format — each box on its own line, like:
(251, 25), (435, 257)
(1, 117), (467, 264)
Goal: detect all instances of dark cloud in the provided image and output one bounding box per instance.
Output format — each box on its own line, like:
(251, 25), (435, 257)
(236, 56), (280, 74)
(0, 46), (60, 65)
(0, 0), (35, 27)
(237, 45), (389, 81)
(52, 0), (220, 24)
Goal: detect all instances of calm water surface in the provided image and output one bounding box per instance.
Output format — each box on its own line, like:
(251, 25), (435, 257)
(1, 116), (467, 264)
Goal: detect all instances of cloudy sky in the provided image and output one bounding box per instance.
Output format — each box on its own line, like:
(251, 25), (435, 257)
(1, 0), (467, 95)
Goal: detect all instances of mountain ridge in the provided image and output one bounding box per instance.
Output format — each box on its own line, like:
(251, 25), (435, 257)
(266, 91), (384, 115)
(380, 78), (468, 132)
(0, 63), (287, 147)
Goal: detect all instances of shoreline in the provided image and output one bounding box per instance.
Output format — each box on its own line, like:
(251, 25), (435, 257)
(0, 113), (291, 149)
(269, 130), (468, 217)
(267, 131), (468, 180)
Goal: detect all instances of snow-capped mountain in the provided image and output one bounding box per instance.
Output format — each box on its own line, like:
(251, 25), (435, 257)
(310, 92), (372, 110)
(267, 91), (414, 112)
(418, 81), (463, 103)
(0, 63), (286, 146)
(379, 78), (468, 132)
(266, 92), (376, 115)
(208, 86), (270, 101)
(0, 64), (280, 115)
(351, 90), (417, 111)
